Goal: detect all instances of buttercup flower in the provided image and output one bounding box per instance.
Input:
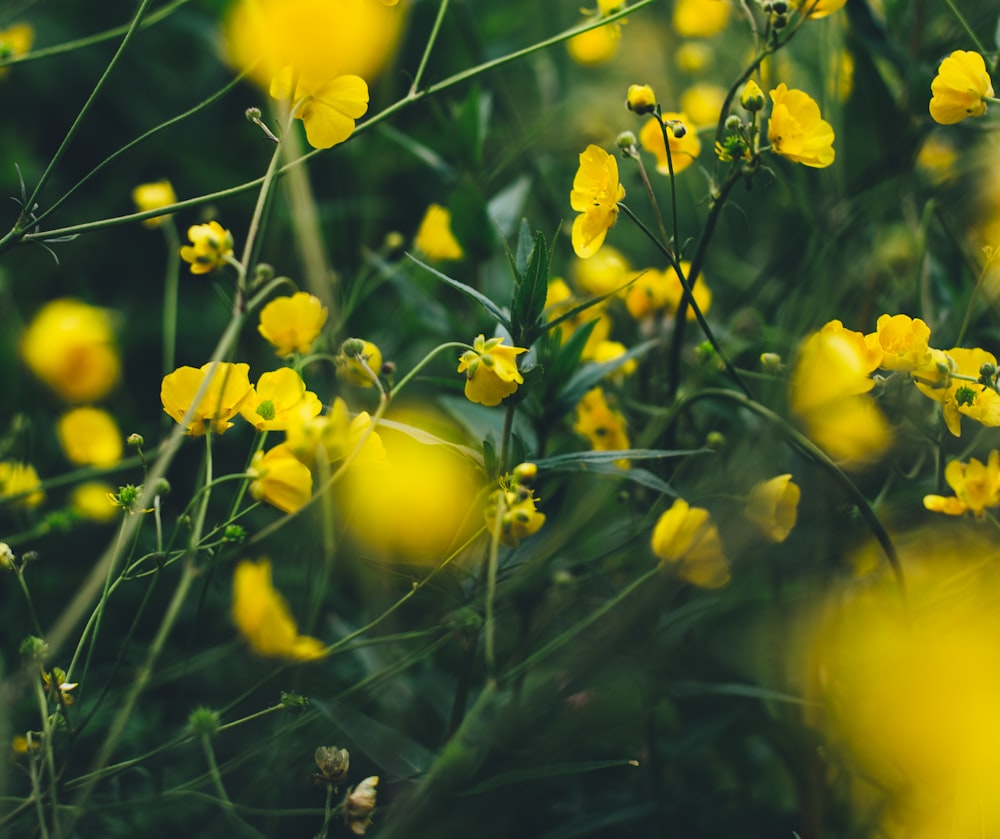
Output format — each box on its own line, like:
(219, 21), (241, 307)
(866, 313), (933, 373)
(270, 68), (369, 149)
(567, 24), (620, 65)
(484, 484), (546, 547)
(573, 243), (630, 296)
(673, 0), (729, 37)
(574, 387), (631, 467)
(258, 292), (328, 356)
(651, 498), (730, 589)
(745, 474), (800, 542)
(179, 221), (234, 274)
(132, 180), (177, 228)
(570, 144), (626, 258)
(914, 346), (1000, 437)
(591, 340), (637, 381)
(232, 558), (326, 660)
(626, 84), (657, 114)
(160, 362), (253, 435)
(337, 339), (383, 387)
(0, 24), (33, 78)
(0, 462), (44, 509)
(639, 113), (702, 175)
(798, 0), (847, 18)
(681, 83), (727, 127)
(70, 482), (119, 523)
(57, 407), (123, 467)
(740, 79), (765, 112)
(21, 299), (121, 403)
(284, 397), (386, 468)
(414, 204), (464, 260)
(929, 50), (994, 125)
(924, 451), (1000, 518)
(457, 335), (527, 407)
(248, 444), (313, 513)
(239, 368), (322, 432)
(767, 84), (835, 168)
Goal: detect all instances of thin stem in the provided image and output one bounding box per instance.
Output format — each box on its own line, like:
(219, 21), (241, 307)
(24, 0), (154, 216)
(15, 570), (44, 638)
(942, 0), (987, 53)
(625, 145), (673, 262)
(655, 112), (681, 253)
(410, 0), (451, 95)
(161, 218), (181, 378)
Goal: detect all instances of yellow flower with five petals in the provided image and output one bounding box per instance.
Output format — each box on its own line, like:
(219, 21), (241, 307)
(570, 145), (626, 258)
(457, 335), (526, 407)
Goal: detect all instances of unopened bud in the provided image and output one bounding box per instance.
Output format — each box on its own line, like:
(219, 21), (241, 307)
(625, 84), (657, 115)
(740, 79), (765, 112)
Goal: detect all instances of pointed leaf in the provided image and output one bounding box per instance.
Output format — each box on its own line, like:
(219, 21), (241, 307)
(406, 252), (511, 330)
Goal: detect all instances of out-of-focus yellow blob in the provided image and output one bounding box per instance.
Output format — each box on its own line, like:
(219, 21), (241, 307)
(811, 524), (1000, 837)
(338, 413), (485, 562)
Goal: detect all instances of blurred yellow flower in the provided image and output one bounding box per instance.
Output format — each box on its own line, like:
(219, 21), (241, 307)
(675, 41), (713, 74)
(867, 313), (933, 373)
(625, 268), (672, 319)
(680, 83), (727, 128)
(21, 299), (121, 403)
(570, 144), (625, 258)
(485, 485), (546, 547)
(284, 397), (386, 468)
(929, 50), (994, 125)
(798, 0), (847, 18)
(70, 481), (119, 523)
(767, 84), (835, 168)
(337, 339), (383, 387)
(574, 387), (630, 467)
(924, 450), (1000, 518)
(663, 261), (712, 319)
(239, 368), (322, 432)
(573, 243), (630, 296)
(258, 292), (328, 356)
(270, 68), (369, 150)
(567, 24), (619, 65)
(232, 558), (326, 660)
(457, 335), (526, 407)
(914, 346), (1000, 437)
(639, 113), (702, 175)
(132, 180), (177, 228)
(0, 23), (33, 78)
(545, 278), (611, 354)
(916, 133), (957, 184)
(160, 362), (253, 436)
(673, 0), (729, 37)
(57, 407), (123, 467)
(414, 204), (463, 260)
(249, 444), (313, 513)
(179, 221), (234, 274)
(0, 462), (44, 509)
(225, 0), (404, 90)
(591, 340), (636, 381)
(745, 474), (800, 542)
(651, 498), (730, 588)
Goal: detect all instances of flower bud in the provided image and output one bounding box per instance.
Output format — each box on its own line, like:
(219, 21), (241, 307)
(127, 433), (144, 448)
(759, 352), (783, 372)
(724, 114), (743, 131)
(188, 706), (221, 737)
(740, 79), (765, 112)
(669, 120), (687, 139)
(513, 462), (538, 485)
(314, 746), (350, 786)
(626, 84), (657, 115)
(0, 543), (15, 571)
(343, 776), (379, 835)
(615, 131), (637, 151)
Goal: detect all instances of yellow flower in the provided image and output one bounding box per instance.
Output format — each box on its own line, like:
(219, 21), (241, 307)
(179, 221), (234, 274)
(239, 368), (322, 431)
(798, 0), (847, 18)
(414, 204), (464, 260)
(69, 482), (119, 523)
(20, 299), (120, 403)
(574, 387), (630, 467)
(258, 292), (329, 356)
(248, 444), (313, 513)
(457, 335), (526, 407)
(545, 278), (611, 354)
(11, 735), (39, 755)
(160, 362), (254, 436)
(232, 558), (326, 660)
(625, 268), (672, 319)
(0, 23), (33, 78)
(680, 83), (727, 128)
(929, 50), (994, 125)
(270, 68), (369, 150)
(916, 133), (958, 184)
(866, 313), (933, 373)
(225, 0), (403, 92)
(42, 668), (78, 706)
(915, 347), (1000, 437)
(570, 144), (626, 259)
(57, 407), (123, 467)
(745, 474), (800, 542)
(663, 261), (711, 319)
(924, 450), (1000, 518)
(337, 339), (383, 387)
(567, 24), (620, 66)
(591, 340), (637, 381)
(573, 243), (630, 296)
(131, 180), (177, 228)
(626, 84), (657, 115)
(675, 41), (713, 74)
(767, 84), (835, 168)
(0, 462), (44, 509)
(284, 397), (386, 468)
(673, 0), (729, 37)
(485, 486), (546, 548)
(651, 498), (730, 589)
(639, 113), (702, 175)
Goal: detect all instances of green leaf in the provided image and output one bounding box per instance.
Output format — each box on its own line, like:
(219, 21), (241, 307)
(375, 418), (485, 468)
(514, 217), (533, 280)
(407, 252), (511, 330)
(558, 338), (659, 408)
(511, 230), (550, 346)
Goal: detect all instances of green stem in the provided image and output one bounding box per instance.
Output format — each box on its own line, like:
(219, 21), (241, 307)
(410, 0), (451, 95)
(33, 675), (60, 839)
(23, 0), (154, 217)
(942, 0), (987, 52)
(200, 734), (265, 838)
(15, 570), (44, 638)
(655, 110), (681, 253)
(161, 212), (181, 378)
(626, 144), (673, 264)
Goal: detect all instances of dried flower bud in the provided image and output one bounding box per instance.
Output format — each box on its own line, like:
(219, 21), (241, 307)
(343, 776), (379, 835)
(314, 746), (350, 786)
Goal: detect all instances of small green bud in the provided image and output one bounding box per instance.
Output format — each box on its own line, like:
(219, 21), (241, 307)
(759, 352), (783, 372)
(280, 690), (309, 713)
(615, 131), (638, 151)
(188, 706), (221, 738)
(669, 120), (687, 139)
(724, 114), (743, 131)
(705, 431), (726, 451)
(20, 636), (49, 662)
(340, 337), (366, 358)
(253, 263), (275, 283)
(224, 524), (247, 543)
(127, 433), (144, 448)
